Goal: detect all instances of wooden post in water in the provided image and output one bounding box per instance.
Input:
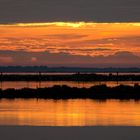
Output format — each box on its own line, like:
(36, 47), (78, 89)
(76, 72), (80, 87)
(38, 71), (41, 88)
(117, 72), (119, 85)
(0, 72), (2, 89)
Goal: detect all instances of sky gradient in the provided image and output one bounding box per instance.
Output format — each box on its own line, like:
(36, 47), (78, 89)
(0, 0), (140, 23)
(0, 22), (140, 67)
(0, 0), (140, 67)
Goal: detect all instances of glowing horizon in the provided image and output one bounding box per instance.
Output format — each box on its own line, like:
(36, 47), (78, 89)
(0, 22), (140, 27)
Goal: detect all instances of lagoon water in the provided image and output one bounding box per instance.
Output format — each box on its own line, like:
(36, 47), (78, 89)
(0, 79), (140, 126)
(0, 99), (140, 126)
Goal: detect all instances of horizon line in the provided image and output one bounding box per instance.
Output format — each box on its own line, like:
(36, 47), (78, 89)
(0, 22), (140, 27)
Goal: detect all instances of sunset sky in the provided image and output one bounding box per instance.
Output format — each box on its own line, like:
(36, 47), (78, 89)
(0, 22), (140, 67)
(0, 0), (140, 67)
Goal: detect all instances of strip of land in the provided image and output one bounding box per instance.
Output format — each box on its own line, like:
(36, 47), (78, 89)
(0, 84), (140, 100)
(0, 73), (140, 81)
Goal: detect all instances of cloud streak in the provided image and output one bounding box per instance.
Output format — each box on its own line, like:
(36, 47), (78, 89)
(0, 26), (139, 56)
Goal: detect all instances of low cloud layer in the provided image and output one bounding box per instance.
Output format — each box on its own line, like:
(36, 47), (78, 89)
(0, 50), (140, 67)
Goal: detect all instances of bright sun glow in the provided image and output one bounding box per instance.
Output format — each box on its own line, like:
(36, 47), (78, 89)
(0, 22), (140, 28)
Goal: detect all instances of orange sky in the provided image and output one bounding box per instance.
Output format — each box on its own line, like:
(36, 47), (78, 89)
(0, 22), (140, 66)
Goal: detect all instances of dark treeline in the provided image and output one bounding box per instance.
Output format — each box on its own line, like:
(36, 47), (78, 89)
(0, 84), (140, 100)
(0, 73), (140, 81)
(0, 66), (140, 73)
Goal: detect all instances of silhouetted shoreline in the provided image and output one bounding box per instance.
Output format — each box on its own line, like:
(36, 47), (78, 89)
(0, 84), (140, 100)
(0, 73), (140, 81)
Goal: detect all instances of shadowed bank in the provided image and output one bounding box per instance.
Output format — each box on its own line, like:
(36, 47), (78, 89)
(0, 84), (140, 100)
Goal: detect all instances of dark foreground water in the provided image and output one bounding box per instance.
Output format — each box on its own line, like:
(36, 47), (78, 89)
(0, 99), (140, 126)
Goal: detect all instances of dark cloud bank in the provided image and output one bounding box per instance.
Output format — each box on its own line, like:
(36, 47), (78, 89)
(0, 0), (140, 23)
(0, 50), (140, 67)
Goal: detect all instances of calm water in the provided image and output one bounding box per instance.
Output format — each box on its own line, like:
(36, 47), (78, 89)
(0, 99), (140, 126)
(0, 81), (140, 89)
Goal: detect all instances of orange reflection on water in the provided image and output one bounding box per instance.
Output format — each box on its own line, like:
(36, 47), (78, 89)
(0, 99), (140, 126)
